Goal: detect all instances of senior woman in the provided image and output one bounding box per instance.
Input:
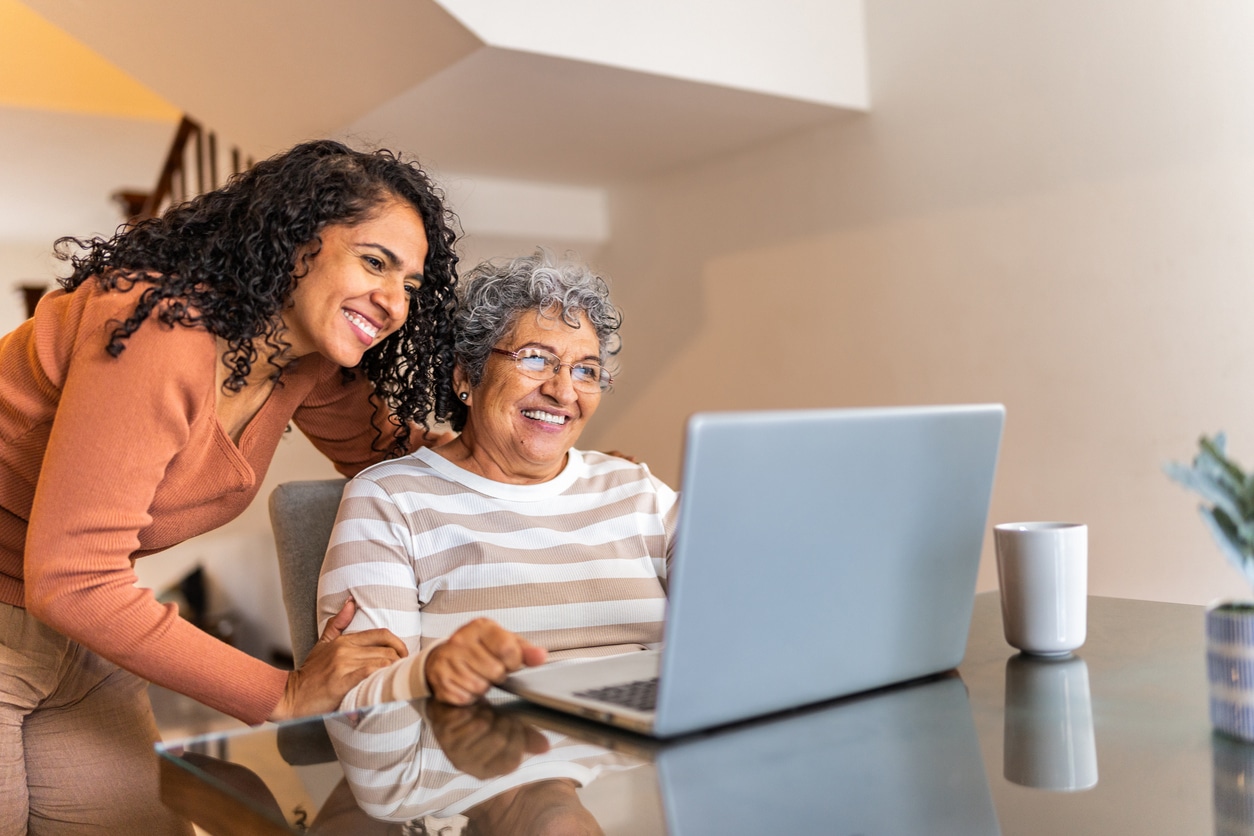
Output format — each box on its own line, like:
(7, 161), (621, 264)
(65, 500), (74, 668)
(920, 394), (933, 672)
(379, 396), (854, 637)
(318, 249), (677, 710)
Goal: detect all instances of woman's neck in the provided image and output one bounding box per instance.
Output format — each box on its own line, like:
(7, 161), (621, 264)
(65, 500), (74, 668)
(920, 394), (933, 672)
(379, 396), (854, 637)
(435, 429), (568, 485)
(213, 337), (282, 444)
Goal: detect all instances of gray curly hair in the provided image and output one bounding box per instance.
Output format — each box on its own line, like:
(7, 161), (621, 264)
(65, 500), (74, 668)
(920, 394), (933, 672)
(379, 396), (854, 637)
(451, 248), (622, 430)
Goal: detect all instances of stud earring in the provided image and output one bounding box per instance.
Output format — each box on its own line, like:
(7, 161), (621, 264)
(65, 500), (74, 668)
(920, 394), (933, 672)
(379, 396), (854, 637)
(459, 392), (469, 401)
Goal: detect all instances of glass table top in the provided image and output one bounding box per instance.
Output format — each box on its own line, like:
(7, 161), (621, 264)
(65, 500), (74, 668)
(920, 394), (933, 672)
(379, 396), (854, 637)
(157, 593), (1227, 835)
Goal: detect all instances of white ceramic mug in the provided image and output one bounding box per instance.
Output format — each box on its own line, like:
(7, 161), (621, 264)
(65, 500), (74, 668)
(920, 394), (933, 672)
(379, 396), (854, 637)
(1003, 653), (1098, 791)
(994, 522), (1087, 656)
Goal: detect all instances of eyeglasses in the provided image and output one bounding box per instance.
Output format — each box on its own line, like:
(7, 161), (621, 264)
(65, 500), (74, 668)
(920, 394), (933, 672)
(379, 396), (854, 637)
(490, 347), (614, 393)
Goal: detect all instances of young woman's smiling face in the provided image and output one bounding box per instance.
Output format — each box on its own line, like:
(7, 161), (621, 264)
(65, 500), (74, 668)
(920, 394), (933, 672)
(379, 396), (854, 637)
(282, 199), (427, 367)
(454, 309), (603, 484)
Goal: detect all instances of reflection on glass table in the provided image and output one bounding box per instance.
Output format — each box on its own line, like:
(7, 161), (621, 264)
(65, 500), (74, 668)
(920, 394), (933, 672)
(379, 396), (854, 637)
(325, 696), (639, 833)
(1003, 652), (1098, 791)
(157, 672), (996, 835)
(157, 594), (1229, 835)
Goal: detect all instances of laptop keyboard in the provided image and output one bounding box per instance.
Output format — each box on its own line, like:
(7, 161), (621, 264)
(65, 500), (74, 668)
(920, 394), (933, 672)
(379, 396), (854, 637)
(574, 677), (659, 712)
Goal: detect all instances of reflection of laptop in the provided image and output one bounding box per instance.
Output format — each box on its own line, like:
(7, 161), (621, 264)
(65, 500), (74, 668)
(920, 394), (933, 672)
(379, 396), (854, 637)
(501, 404), (1005, 738)
(509, 674), (1000, 835)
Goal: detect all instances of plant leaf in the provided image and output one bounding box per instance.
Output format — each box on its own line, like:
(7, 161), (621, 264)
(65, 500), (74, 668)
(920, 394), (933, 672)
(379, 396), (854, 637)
(1200, 506), (1254, 586)
(1164, 460), (1245, 524)
(1197, 434), (1245, 492)
(1195, 457), (1243, 498)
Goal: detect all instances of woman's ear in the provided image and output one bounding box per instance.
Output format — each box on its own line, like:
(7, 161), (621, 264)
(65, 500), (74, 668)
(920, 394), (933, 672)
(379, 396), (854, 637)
(453, 366), (471, 406)
(290, 236), (322, 281)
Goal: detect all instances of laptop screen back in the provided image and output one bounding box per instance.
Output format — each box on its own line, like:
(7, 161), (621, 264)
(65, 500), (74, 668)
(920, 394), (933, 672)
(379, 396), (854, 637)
(653, 404), (1004, 736)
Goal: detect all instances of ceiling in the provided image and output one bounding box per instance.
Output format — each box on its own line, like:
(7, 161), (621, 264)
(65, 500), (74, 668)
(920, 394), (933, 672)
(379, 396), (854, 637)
(2, 0), (865, 248)
(340, 46), (853, 185)
(0, 0), (179, 243)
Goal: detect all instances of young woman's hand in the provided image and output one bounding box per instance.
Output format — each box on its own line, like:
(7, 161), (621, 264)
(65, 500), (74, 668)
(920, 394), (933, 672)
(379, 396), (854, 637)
(424, 618), (547, 705)
(270, 599), (408, 721)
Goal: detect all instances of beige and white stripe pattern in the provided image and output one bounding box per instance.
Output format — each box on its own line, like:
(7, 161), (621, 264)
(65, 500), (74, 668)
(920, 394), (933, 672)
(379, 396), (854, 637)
(324, 699), (644, 821)
(318, 447), (679, 710)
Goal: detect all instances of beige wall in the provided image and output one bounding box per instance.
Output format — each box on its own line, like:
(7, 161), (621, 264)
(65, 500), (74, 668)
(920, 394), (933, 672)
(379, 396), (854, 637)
(584, 0), (1254, 605)
(51, 0), (1254, 657)
(0, 241), (60, 334)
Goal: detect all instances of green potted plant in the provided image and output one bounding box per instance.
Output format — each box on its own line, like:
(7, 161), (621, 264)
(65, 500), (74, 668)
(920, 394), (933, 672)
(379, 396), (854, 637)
(1165, 433), (1254, 742)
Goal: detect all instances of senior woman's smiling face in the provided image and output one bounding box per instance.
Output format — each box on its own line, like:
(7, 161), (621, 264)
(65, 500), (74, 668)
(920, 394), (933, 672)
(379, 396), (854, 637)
(454, 309), (603, 484)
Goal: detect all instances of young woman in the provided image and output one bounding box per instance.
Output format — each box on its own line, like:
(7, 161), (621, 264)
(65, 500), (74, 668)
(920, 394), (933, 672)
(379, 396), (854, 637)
(0, 139), (460, 833)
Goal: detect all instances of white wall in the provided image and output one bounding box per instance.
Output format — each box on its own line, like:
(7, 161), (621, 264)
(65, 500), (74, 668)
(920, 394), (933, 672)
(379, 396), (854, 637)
(438, 0), (867, 108)
(0, 240), (60, 334)
(583, 0), (1254, 606)
(28, 0), (1254, 663)
(0, 108), (173, 244)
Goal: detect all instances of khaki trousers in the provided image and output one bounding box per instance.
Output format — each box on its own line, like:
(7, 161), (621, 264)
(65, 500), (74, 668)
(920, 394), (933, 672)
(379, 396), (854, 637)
(0, 601), (192, 835)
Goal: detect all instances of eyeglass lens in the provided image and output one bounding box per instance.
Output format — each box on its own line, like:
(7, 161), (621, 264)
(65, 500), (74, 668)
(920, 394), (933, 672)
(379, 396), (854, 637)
(512, 348), (610, 392)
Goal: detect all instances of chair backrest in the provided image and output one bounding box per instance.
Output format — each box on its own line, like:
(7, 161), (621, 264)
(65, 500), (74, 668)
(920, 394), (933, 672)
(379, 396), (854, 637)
(269, 478), (348, 667)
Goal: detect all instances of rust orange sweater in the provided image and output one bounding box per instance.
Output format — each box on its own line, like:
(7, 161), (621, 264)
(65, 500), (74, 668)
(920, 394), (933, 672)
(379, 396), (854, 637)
(0, 279), (390, 724)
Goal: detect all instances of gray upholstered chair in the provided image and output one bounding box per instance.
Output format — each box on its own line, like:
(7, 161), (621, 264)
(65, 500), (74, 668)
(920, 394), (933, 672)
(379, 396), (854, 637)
(269, 478), (348, 765)
(268, 478), (348, 667)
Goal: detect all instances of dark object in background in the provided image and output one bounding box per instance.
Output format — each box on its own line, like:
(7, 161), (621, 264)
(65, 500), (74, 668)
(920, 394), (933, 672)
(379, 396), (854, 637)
(19, 284), (47, 319)
(163, 566), (237, 647)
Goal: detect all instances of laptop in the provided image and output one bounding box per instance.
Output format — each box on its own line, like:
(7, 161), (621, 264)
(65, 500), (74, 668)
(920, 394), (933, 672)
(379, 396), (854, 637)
(500, 403), (1005, 738)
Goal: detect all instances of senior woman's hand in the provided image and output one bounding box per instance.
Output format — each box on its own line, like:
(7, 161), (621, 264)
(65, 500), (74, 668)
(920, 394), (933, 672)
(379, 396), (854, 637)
(425, 618), (548, 705)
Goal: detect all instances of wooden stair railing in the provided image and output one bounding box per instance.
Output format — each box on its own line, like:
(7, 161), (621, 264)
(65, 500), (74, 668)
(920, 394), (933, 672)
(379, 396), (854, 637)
(12, 116), (254, 323)
(112, 115), (252, 223)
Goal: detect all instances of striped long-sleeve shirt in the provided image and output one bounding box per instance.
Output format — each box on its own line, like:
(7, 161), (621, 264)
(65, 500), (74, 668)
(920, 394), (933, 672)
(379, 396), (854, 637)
(318, 446), (680, 710)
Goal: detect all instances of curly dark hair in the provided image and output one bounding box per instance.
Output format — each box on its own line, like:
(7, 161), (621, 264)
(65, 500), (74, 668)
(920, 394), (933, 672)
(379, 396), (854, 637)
(55, 139), (459, 456)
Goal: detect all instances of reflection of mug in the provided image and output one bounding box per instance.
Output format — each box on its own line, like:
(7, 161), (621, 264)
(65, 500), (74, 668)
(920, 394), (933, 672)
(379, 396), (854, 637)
(1003, 653), (1098, 791)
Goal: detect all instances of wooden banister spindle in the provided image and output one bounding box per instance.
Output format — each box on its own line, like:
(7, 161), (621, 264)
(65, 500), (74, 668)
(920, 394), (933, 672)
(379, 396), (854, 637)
(208, 132), (218, 189)
(118, 116), (254, 223)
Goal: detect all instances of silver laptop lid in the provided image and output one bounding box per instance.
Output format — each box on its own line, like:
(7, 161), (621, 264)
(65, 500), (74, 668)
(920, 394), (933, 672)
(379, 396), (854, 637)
(653, 404), (1004, 736)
